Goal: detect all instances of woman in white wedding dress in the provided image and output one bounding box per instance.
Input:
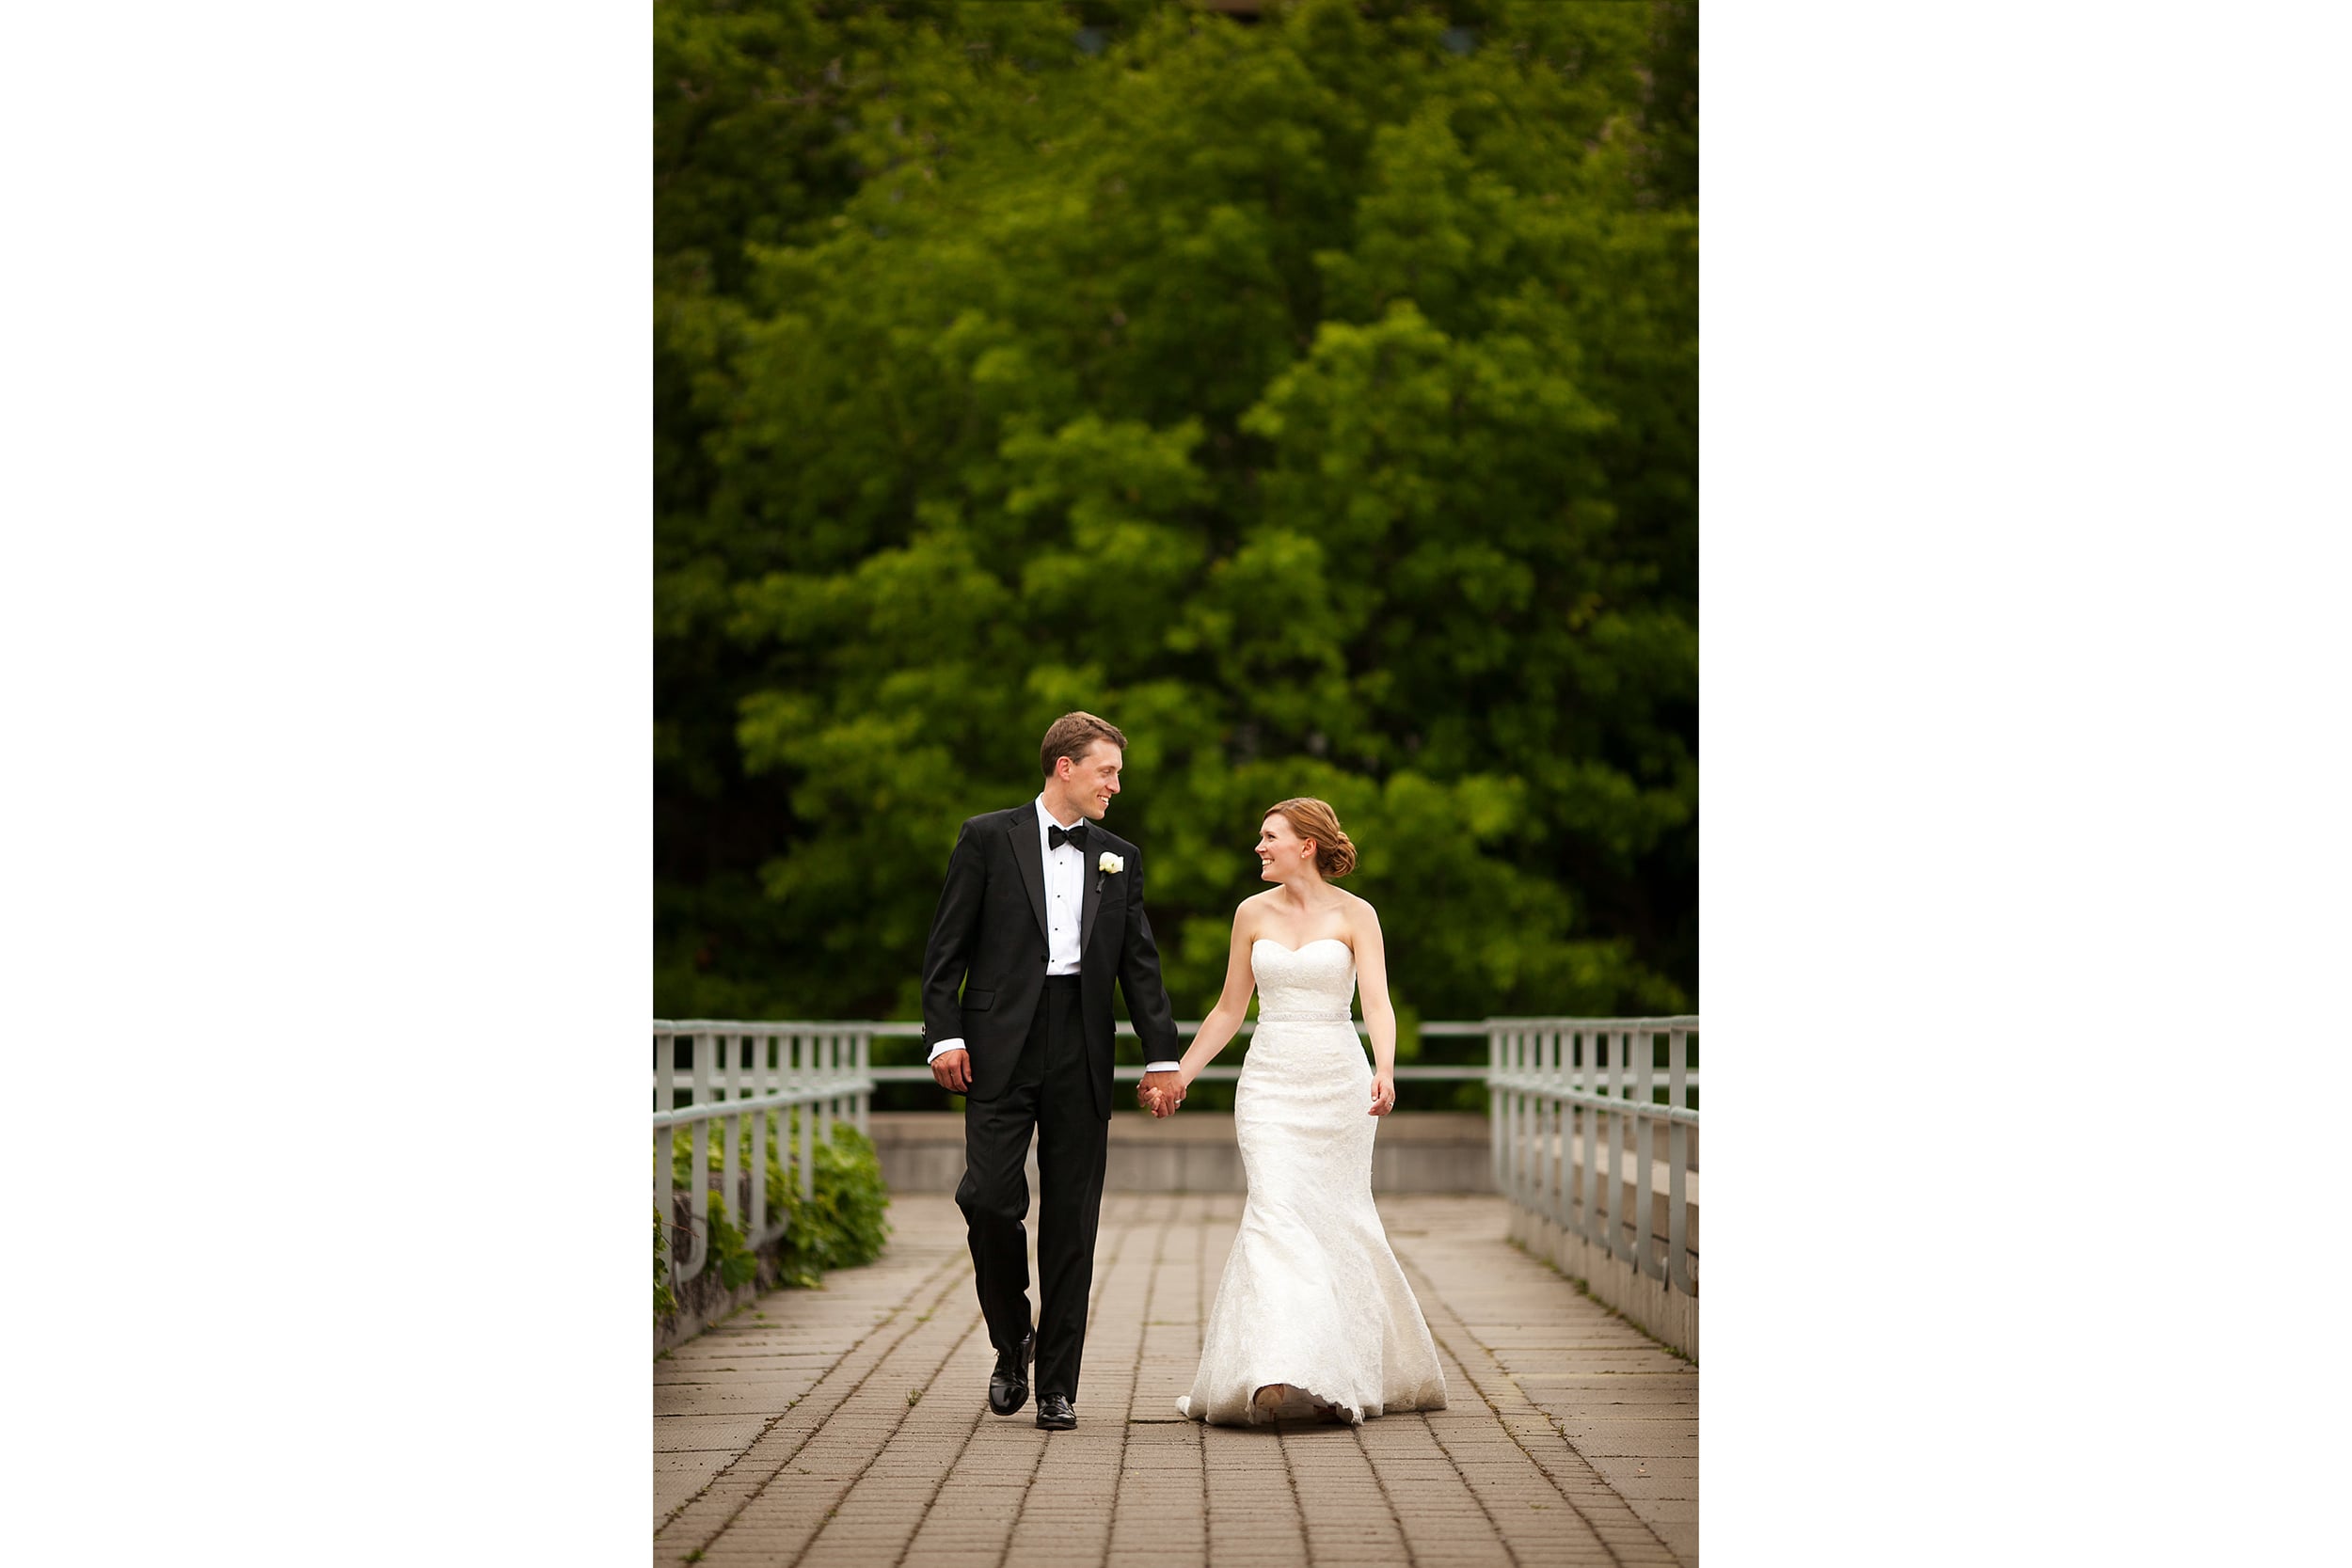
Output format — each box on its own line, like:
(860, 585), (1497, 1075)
(1155, 798), (1447, 1426)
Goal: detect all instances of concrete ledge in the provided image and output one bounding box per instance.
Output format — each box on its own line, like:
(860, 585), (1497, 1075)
(655, 1225), (799, 1354)
(1508, 1206), (1698, 1360)
(869, 1110), (1495, 1194)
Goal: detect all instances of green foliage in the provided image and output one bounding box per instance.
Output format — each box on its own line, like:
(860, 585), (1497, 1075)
(654, 1209), (677, 1318)
(658, 0), (1697, 1027)
(775, 1120), (895, 1282)
(659, 1114), (894, 1315)
(707, 1197), (760, 1291)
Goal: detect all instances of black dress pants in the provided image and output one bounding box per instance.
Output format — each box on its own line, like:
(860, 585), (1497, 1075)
(954, 975), (1109, 1402)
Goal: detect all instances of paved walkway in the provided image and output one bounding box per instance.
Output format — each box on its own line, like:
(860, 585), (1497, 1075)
(655, 1194), (1697, 1567)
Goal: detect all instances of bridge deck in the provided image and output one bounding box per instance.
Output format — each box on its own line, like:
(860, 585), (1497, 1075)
(655, 1193), (1697, 1566)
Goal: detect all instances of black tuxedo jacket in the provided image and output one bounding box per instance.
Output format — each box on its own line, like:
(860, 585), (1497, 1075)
(919, 805), (1181, 1119)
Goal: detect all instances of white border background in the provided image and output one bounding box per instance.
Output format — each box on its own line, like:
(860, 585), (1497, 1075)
(8, 4), (648, 1561)
(7, 4), (2348, 1563)
(1706, 4), (2351, 1561)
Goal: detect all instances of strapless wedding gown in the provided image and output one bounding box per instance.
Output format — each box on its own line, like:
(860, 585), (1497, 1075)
(1175, 938), (1448, 1425)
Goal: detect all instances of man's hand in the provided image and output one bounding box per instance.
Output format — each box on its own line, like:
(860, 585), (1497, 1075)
(930, 1048), (973, 1093)
(1139, 1069), (1184, 1117)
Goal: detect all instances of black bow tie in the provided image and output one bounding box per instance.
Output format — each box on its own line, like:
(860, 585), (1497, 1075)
(1049, 821), (1090, 850)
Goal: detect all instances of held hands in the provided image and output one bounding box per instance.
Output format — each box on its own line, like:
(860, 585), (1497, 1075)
(1369, 1070), (1395, 1117)
(1138, 1069), (1186, 1117)
(930, 1048), (973, 1093)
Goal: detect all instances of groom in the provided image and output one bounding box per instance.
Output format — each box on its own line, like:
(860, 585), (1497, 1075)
(920, 711), (1186, 1431)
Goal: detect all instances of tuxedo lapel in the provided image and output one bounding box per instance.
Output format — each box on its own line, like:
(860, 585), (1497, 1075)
(1007, 809), (1049, 942)
(1079, 836), (1104, 953)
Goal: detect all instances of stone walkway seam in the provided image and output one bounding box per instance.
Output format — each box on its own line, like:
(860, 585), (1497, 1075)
(1418, 1307), (1630, 1565)
(656, 1246), (974, 1555)
(1349, 1422), (1419, 1568)
(1398, 1247), (1682, 1568)
(795, 1189), (1171, 1568)
(655, 1195), (1697, 1568)
(657, 1245), (966, 1537)
(1393, 1234), (1691, 1567)
(975, 1205), (1142, 1568)
(1104, 1191), (1197, 1565)
(703, 1289), (994, 1565)
(888, 1196), (1151, 1568)
(1407, 1398), (1528, 1568)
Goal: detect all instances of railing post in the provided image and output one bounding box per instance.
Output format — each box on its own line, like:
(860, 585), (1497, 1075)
(1634, 1026), (1658, 1280)
(1561, 1028), (1577, 1238)
(1601, 1029), (1621, 1257)
(1522, 1028), (1538, 1222)
(749, 1032), (767, 1242)
(816, 1032), (834, 1157)
(781, 1034), (800, 1241)
(1606, 1029), (1631, 1266)
(1547, 1028), (1567, 1230)
(1580, 1028), (1600, 1247)
(855, 1031), (871, 1138)
(1531, 1028), (1549, 1224)
(682, 1032), (712, 1282)
(836, 1030), (850, 1130)
(1668, 1025), (1691, 1294)
(655, 1030), (675, 1291)
(1522, 1029), (1538, 1213)
(722, 1032), (743, 1248)
(1487, 1025), (1504, 1194)
(1510, 1029), (1529, 1212)
(1527, 1028), (1543, 1223)
(1501, 1029), (1515, 1208)
(796, 1032), (815, 1202)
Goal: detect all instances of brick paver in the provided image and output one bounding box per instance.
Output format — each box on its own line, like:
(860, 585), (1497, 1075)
(656, 1193), (1697, 1566)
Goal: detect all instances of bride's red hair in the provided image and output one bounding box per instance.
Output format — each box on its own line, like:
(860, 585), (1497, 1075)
(1265, 798), (1359, 879)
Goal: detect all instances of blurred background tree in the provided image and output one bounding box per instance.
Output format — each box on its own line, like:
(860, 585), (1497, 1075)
(656, 0), (1696, 1039)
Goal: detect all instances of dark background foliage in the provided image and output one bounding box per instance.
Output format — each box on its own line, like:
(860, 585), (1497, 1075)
(656, 0), (1697, 1040)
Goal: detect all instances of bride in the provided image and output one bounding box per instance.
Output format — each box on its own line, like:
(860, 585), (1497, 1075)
(1148, 798), (1447, 1426)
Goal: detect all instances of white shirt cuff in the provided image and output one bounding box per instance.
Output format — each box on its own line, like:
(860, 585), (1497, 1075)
(928, 1037), (965, 1063)
(1143, 1060), (1181, 1073)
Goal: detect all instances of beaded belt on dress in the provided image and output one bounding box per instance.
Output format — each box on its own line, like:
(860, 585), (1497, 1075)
(1257, 1011), (1353, 1023)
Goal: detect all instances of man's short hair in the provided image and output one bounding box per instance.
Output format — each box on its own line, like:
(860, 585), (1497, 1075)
(1040, 711), (1127, 777)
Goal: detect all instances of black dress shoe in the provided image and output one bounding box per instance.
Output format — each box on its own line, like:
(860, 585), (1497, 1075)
(988, 1332), (1034, 1416)
(1035, 1392), (1075, 1431)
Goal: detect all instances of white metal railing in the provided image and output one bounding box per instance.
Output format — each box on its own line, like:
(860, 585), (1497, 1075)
(654, 1022), (875, 1291)
(1487, 1016), (1699, 1297)
(841, 1018), (1699, 1094)
(652, 1014), (1697, 1296)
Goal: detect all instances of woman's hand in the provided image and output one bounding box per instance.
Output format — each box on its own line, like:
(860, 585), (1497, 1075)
(1368, 1070), (1395, 1117)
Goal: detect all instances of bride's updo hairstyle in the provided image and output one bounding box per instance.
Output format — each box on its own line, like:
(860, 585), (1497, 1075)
(1267, 798), (1359, 879)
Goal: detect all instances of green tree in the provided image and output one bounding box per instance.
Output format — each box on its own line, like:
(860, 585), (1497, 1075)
(657, 0), (1696, 1030)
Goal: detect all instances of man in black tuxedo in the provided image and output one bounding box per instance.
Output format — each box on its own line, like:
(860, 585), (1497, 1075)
(921, 711), (1186, 1431)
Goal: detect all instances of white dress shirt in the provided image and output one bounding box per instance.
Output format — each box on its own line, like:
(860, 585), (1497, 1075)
(929, 796), (1182, 1075)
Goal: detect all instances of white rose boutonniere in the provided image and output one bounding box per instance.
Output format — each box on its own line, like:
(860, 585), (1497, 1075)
(1099, 851), (1123, 876)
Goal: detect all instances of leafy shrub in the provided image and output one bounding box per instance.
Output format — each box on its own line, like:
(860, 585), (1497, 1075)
(772, 1121), (892, 1285)
(706, 1196), (759, 1291)
(654, 1209), (676, 1318)
(658, 1112), (892, 1314)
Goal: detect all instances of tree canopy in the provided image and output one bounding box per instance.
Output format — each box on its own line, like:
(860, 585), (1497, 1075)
(656, 0), (1697, 1033)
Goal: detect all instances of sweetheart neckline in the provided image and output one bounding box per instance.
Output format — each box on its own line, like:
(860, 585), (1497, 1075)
(1252, 936), (1353, 958)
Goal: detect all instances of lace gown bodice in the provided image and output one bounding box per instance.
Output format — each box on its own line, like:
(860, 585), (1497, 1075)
(1249, 937), (1359, 1021)
(1175, 937), (1447, 1426)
